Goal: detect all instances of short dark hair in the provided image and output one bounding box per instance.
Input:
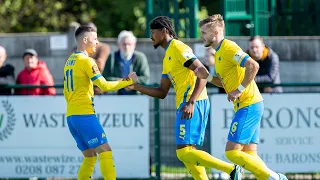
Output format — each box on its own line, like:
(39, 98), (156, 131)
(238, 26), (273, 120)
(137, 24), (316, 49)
(249, 35), (264, 43)
(150, 16), (178, 39)
(82, 22), (97, 32)
(75, 25), (96, 39)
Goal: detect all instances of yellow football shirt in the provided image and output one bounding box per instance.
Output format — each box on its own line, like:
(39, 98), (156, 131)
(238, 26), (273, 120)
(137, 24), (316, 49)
(214, 39), (263, 111)
(162, 39), (208, 109)
(64, 52), (133, 116)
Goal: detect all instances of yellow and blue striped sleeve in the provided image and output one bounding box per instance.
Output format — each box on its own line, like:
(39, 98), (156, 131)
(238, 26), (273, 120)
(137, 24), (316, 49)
(81, 57), (102, 80)
(227, 47), (250, 67)
(161, 74), (168, 78)
(82, 58), (133, 92)
(161, 62), (168, 78)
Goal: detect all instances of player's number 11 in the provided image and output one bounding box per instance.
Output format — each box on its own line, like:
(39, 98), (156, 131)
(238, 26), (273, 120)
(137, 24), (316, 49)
(65, 69), (74, 92)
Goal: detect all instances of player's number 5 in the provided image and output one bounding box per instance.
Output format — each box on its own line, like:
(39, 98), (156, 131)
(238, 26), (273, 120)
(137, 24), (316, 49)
(180, 124), (186, 136)
(65, 69), (74, 92)
(179, 124), (186, 140)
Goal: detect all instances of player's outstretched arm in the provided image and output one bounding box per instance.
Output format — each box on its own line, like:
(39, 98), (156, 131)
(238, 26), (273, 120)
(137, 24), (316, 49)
(83, 58), (138, 92)
(194, 66), (223, 87)
(93, 72), (137, 92)
(132, 77), (171, 99)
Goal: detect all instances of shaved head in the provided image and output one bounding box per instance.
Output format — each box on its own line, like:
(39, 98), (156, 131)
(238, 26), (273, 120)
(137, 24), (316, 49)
(0, 46), (6, 67)
(75, 25), (99, 54)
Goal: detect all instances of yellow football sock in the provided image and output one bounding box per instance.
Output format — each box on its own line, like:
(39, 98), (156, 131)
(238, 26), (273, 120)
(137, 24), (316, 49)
(176, 146), (234, 175)
(99, 151), (116, 180)
(183, 162), (209, 180)
(226, 150), (270, 180)
(78, 156), (97, 180)
(244, 150), (267, 168)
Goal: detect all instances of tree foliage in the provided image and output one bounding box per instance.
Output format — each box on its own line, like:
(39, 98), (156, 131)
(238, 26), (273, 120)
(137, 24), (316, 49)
(86, 0), (146, 38)
(0, 0), (212, 38)
(0, 0), (93, 32)
(0, 0), (146, 37)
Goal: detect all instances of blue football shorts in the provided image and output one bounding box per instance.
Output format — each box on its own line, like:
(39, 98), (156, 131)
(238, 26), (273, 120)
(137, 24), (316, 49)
(175, 99), (210, 146)
(228, 101), (264, 144)
(67, 114), (108, 151)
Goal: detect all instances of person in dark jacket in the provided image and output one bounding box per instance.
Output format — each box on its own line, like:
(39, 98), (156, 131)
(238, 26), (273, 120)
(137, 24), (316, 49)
(248, 36), (283, 93)
(0, 46), (14, 95)
(102, 30), (150, 95)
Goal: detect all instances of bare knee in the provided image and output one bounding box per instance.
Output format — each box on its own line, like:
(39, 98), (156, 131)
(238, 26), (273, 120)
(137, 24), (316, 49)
(176, 144), (194, 150)
(82, 149), (97, 157)
(225, 141), (244, 151)
(95, 142), (112, 154)
(243, 143), (257, 152)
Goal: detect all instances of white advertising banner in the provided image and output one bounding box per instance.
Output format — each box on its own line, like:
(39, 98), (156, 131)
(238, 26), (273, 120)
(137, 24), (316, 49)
(210, 94), (320, 173)
(0, 96), (150, 178)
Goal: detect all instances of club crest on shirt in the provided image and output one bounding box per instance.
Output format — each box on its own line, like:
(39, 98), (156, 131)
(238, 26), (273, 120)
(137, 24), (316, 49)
(92, 65), (99, 74)
(233, 50), (245, 63)
(182, 51), (195, 60)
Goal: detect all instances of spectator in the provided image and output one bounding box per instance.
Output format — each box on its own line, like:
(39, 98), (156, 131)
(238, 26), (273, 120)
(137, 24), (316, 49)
(0, 46), (15, 95)
(203, 47), (225, 93)
(248, 36), (283, 93)
(102, 30), (150, 95)
(15, 49), (56, 95)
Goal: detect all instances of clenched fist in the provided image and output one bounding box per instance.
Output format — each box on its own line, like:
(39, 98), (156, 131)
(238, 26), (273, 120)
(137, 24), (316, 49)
(128, 72), (138, 83)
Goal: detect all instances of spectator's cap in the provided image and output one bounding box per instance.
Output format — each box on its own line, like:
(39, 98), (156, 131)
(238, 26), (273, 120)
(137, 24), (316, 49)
(117, 30), (137, 44)
(23, 49), (38, 58)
